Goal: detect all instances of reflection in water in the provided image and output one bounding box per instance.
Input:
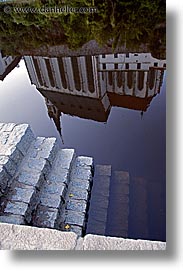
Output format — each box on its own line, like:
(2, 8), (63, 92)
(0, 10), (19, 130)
(0, 0), (166, 242)
(0, 50), (166, 241)
(0, 51), (21, 81)
(23, 53), (166, 137)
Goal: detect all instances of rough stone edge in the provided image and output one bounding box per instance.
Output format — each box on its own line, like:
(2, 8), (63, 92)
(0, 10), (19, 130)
(0, 222), (78, 250)
(0, 223), (166, 251)
(82, 234), (166, 251)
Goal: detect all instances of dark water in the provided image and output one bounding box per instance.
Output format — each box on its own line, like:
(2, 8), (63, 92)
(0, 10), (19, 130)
(0, 56), (166, 241)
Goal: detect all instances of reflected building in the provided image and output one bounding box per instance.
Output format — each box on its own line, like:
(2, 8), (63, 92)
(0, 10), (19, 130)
(0, 50), (21, 81)
(24, 53), (166, 133)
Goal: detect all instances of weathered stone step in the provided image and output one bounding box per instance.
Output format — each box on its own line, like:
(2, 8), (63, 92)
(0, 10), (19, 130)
(86, 165), (111, 236)
(32, 149), (76, 229)
(106, 171), (130, 237)
(0, 137), (58, 225)
(128, 177), (148, 239)
(0, 123), (35, 193)
(63, 156), (94, 236)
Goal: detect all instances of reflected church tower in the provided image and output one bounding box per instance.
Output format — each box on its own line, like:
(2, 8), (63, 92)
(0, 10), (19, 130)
(45, 98), (64, 143)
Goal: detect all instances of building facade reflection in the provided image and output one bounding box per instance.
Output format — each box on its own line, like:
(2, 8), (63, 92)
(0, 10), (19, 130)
(24, 53), (166, 135)
(0, 50), (21, 81)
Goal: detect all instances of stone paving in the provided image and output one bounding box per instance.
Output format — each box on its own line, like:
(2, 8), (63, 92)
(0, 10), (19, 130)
(0, 123), (93, 236)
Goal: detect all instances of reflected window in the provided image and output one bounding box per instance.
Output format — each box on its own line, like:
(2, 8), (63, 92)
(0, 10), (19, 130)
(71, 56), (81, 91)
(137, 71), (145, 91)
(108, 71), (113, 86)
(103, 63), (106, 70)
(148, 68), (156, 90)
(125, 63), (129, 69)
(45, 59), (55, 87)
(117, 71), (123, 88)
(127, 71), (134, 89)
(57, 58), (67, 89)
(85, 56), (95, 93)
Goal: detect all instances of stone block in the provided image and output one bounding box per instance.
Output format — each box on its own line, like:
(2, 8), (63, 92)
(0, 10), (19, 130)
(38, 137), (59, 165)
(0, 223), (78, 250)
(66, 200), (87, 213)
(64, 224), (83, 236)
(114, 171), (129, 185)
(4, 201), (28, 216)
(0, 131), (11, 145)
(91, 178), (110, 197)
(0, 165), (11, 192)
(72, 167), (92, 181)
(0, 214), (25, 225)
(53, 149), (76, 170)
(21, 158), (48, 173)
(8, 124), (35, 156)
(118, 195), (129, 204)
(0, 124), (34, 169)
(17, 170), (44, 189)
(48, 168), (69, 186)
(40, 194), (63, 209)
(69, 178), (91, 191)
(0, 155), (17, 177)
(86, 221), (106, 235)
(41, 181), (67, 198)
(33, 205), (59, 228)
(82, 235), (141, 250)
(65, 210), (85, 227)
(32, 137), (45, 149)
(0, 123), (5, 131)
(92, 175), (110, 190)
(115, 184), (129, 195)
(76, 156), (94, 169)
(87, 208), (108, 223)
(67, 188), (88, 201)
(89, 196), (109, 209)
(95, 165), (112, 176)
(8, 185), (35, 204)
(151, 241), (166, 250)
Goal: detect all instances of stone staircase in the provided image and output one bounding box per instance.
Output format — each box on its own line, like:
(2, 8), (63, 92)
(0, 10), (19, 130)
(86, 165), (150, 240)
(0, 123), (165, 241)
(0, 123), (93, 236)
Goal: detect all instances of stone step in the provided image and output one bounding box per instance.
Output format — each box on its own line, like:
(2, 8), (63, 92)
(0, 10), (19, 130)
(86, 165), (111, 236)
(0, 123), (35, 193)
(0, 137), (58, 225)
(128, 177), (149, 239)
(63, 156), (94, 236)
(106, 170), (130, 237)
(32, 149), (76, 229)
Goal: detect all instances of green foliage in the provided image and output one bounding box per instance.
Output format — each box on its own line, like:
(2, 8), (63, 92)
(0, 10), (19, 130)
(0, 0), (166, 55)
